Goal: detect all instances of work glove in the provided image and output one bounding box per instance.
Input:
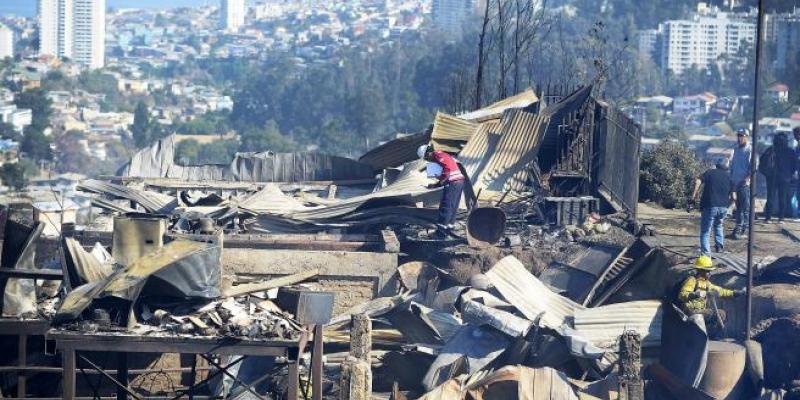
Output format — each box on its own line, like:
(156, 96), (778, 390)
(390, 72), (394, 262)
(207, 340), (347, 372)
(687, 290), (706, 300)
(733, 288), (746, 297)
(426, 183), (439, 189)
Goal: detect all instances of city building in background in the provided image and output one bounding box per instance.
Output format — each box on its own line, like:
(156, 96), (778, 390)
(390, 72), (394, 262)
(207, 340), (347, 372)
(0, 23), (13, 59)
(220, 0), (245, 32)
(768, 7), (800, 74)
(38, 0), (106, 69)
(432, 0), (475, 36)
(638, 3), (756, 74)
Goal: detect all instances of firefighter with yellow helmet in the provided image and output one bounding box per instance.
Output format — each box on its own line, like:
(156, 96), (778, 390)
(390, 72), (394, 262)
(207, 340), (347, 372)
(678, 256), (744, 318)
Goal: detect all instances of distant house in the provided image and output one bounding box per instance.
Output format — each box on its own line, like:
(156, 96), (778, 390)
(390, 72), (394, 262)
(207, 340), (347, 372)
(673, 92), (717, 115)
(767, 83), (789, 103)
(32, 199), (80, 237)
(707, 121), (734, 137)
(705, 147), (734, 162)
(759, 117), (800, 135)
(640, 137), (662, 151)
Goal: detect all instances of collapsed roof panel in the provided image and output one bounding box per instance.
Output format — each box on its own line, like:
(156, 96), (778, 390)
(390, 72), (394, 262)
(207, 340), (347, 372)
(78, 179), (178, 214)
(120, 134), (376, 183)
(358, 131), (430, 170)
(459, 119), (502, 183)
(466, 110), (550, 200)
(458, 87), (540, 122)
(430, 112), (480, 154)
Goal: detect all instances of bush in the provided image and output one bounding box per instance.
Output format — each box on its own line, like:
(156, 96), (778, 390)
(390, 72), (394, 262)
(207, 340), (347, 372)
(639, 142), (705, 209)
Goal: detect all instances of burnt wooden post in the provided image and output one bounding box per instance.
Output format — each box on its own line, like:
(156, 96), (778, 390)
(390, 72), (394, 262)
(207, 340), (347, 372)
(339, 314), (371, 400)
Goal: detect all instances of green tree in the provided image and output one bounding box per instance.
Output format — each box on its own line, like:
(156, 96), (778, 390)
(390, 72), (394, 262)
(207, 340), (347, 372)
(0, 122), (20, 141)
(639, 142), (704, 209)
(14, 89), (52, 132)
(175, 139), (200, 165)
(239, 121), (295, 153)
(21, 129), (53, 161)
(197, 140), (237, 164)
(0, 163), (28, 190)
(131, 102), (151, 148)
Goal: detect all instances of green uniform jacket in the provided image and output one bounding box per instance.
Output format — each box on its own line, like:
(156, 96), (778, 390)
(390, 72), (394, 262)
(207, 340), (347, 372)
(678, 275), (734, 313)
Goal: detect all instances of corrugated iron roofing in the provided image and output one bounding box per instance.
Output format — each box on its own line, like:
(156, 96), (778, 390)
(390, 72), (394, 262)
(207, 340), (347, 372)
(459, 119), (502, 182)
(358, 130), (431, 170)
(486, 255), (584, 330)
(470, 109), (550, 198)
(458, 87), (540, 122)
(538, 85), (593, 172)
(573, 300), (663, 349)
(77, 179), (177, 214)
(430, 112), (479, 153)
(121, 134), (375, 182)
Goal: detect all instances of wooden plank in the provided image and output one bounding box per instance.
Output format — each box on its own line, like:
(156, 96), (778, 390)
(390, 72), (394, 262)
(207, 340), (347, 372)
(17, 334), (26, 398)
(62, 347), (76, 400)
(223, 268), (320, 298)
(0, 268), (63, 279)
(49, 332), (294, 357)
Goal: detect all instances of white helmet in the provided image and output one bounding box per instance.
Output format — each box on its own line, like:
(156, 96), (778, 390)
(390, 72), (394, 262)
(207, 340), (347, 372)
(417, 144), (430, 159)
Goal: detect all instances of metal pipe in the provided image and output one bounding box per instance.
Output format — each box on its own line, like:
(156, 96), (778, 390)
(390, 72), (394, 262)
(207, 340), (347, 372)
(746, 0), (767, 341)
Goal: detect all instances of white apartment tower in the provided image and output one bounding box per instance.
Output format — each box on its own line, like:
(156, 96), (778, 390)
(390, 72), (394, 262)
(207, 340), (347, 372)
(0, 24), (13, 59)
(38, 0), (106, 69)
(654, 6), (756, 74)
(432, 0), (475, 36)
(220, 0), (246, 32)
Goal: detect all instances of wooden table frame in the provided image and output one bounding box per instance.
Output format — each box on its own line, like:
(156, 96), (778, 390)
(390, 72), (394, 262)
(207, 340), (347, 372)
(49, 331), (306, 400)
(0, 319), (54, 399)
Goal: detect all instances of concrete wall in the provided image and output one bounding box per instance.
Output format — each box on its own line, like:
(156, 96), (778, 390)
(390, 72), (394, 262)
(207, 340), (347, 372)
(223, 248), (398, 314)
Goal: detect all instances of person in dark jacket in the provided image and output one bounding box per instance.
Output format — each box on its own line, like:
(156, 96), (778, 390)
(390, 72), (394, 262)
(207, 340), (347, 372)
(691, 158), (733, 254)
(773, 133), (797, 222)
(760, 140), (778, 222)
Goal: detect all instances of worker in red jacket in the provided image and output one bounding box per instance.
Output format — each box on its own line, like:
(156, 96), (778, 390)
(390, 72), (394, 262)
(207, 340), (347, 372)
(418, 144), (465, 238)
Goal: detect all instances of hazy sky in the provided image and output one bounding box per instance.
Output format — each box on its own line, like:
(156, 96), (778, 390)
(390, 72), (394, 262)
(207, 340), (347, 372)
(0, 0), (220, 17)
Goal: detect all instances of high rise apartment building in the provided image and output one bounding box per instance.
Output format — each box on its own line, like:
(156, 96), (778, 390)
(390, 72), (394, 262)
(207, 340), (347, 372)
(0, 24), (13, 59)
(432, 0), (475, 36)
(638, 4), (756, 75)
(220, 0), (246, 32)
(38, 0), (106, 69)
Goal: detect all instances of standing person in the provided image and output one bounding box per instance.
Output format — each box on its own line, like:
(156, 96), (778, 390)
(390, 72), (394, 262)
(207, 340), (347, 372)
(691, 158), (733, 255)
(760, 138), (778, 223)
(773, 133), (798, 223)
(729, 128), (752, 239)
(794, 127), (800, 220)
(418, 144), (465, 239)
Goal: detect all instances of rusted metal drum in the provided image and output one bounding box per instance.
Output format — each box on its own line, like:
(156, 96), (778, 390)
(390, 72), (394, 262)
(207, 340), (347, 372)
(466, 207), (507, 247)
(699, 341), (747, 399)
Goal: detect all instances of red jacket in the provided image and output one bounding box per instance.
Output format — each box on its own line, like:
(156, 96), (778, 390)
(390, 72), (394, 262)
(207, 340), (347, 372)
(431, 151), (464, 184)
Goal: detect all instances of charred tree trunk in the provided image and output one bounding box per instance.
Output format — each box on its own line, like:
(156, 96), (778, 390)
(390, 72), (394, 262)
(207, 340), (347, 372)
(475, 0), (492, 110)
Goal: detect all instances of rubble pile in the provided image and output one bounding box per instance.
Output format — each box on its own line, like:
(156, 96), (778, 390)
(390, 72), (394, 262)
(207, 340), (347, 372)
(2, 85), (800, 399)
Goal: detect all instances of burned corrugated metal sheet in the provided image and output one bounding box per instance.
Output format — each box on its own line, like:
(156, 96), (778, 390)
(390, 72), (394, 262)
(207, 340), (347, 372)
(430, 112), (479, 153)
(78, 179), (177, 214)
(470, 110), (550, 199)
(459, 120), (502, 182)
(538, 85), (593, 173)
(55, 239), (221, 323)
(485, 255), (584, 329)
(593, 102), (641, 218)
(62, 237), (113, 288)
(459, 88), (539, 122)
(422, 324), (510, 391)
(573, 300), (663, 349)
(358, 131), (430, 170)
(0, 219), (44, 317)
(539, 244), (626, 304)
(252, 160), (440, 232)
(120, 134), (376, 182)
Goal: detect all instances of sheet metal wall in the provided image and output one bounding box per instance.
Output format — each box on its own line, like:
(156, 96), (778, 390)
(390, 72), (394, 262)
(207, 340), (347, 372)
(593, 103), (642, 219)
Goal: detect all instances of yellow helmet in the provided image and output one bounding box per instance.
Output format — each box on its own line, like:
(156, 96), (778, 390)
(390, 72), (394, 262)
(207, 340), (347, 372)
(694, 256), (715, 271)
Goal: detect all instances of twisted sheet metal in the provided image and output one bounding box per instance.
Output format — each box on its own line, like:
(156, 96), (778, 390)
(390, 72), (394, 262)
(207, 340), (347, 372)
(573, 300), (663, 349)
(458, 88), (539, 122)
(458, 119), (502, 181)
(430, 112), (479, 153)
(358, 130), (430, 170)
(470, 110), (550, 197)
(77, 179), (177, 214)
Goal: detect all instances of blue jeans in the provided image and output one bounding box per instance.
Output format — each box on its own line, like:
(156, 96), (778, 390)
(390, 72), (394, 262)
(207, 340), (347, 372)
(438, 180), (464, 227)
(734, 184), (750, 231)
(700, 207), (727, 254)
